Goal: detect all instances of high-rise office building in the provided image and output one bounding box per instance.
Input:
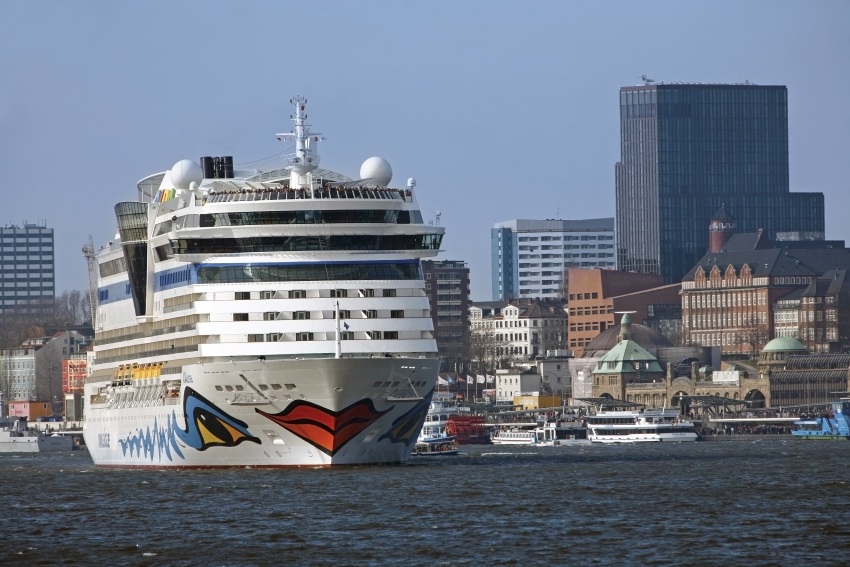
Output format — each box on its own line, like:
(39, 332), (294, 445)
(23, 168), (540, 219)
(491, 218), (615, 301)
(615, 82), (825, 284)
(0, 223), (55, 316)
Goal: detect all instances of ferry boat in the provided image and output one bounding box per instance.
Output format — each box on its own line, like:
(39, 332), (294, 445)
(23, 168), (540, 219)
(418, 392), (466, 443)
(417, 391), (490, 445)
(0, 418), (73, 453)
(531, 421), (589, 446)
(585, 407), (698, 444)
(791, 399), (850, 440)
(491, 421), (587, 446)
(82, 96), (443, 468)
(411, 437), (460, 457)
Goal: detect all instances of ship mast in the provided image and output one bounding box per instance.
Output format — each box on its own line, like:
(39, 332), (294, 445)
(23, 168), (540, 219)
(276, 95), (322, 190)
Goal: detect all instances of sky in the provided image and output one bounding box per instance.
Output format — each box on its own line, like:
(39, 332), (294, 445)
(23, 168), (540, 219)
(2, 1), (848, 301)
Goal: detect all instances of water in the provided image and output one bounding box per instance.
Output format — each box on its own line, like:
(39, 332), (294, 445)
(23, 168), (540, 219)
(1, 440), (848, 566)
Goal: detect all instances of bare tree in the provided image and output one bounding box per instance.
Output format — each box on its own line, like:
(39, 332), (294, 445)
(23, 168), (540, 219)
(35, 342), (65, 415)
(53, 290), (90, 326)
(736, 325), (770, 357)
(469, 330), (497, 376)
(0, 310), (45, 349)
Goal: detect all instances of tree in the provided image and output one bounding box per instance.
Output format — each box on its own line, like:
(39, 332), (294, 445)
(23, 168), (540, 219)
(736, 325), (770, 357)
(52, 290), (90, 326)
(469, 329), (497, 376)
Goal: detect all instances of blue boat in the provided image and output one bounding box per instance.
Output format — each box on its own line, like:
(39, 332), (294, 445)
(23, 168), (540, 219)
(792, 399), (850, 440)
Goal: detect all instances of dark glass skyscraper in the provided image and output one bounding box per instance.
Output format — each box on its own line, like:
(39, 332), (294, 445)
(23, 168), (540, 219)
(615, 83), (825, 283)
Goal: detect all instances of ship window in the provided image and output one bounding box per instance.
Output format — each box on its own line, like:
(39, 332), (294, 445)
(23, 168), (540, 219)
(337, 310), (351, 319)
(248, 334), (264, 342)
(367, 330), (382, 339)
(258, 384), (269, 391)
(383, 289), (396, 297)
(391, 310), (404, 318)
(225, 385), (234, 392)
(233, 313), (249, 321)
(284, 384), (296, 390)
(236, 292), (250, 300)
(266, 333), (281, 342)
(294, 311), (310, 320)
(330, 289), (348, 298)
(384, 331), (399, 339)
(296, 332), (314, 341)
(373, 382), (383, 387)
(197, 262), (422, 284)
(263, 312), (277, 321)
(235, 385), (244, 391)
(366, 310), (378, 318)
(271, 384), (282, 390)
(215, 385), (223, 391)
(260, 290), (274, 299)
(361, 289), (375, 297)
(341, 332), (353, 340)
(289, 290), (306, 298)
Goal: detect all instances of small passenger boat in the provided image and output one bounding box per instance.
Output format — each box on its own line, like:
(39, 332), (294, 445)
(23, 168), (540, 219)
(411, 437), (460, 456)
(792, 398), (850, 440)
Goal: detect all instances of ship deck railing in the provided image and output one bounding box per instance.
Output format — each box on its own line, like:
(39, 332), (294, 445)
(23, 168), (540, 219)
(205, 185), (414, 204)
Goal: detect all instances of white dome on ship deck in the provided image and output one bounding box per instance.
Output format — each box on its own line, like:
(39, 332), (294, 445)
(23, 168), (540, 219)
(360, 157), (392, 186)
(170, 159), (203, 190)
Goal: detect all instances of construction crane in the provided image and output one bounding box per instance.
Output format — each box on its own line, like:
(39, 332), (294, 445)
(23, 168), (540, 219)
(82, 236), (98, 329)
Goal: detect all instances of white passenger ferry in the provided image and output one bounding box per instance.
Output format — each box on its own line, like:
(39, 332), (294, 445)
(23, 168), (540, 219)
(585, 407), (698, 444)
(492, 421), (589, 446)
(83, 97), (443, 467)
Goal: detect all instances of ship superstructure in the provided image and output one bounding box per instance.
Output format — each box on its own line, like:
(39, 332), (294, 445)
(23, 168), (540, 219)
(83, 97), (444, 467)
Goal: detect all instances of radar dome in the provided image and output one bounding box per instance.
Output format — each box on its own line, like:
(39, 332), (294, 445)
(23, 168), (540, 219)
(360, 157), (392, 186)
(170, 159), (204, 190)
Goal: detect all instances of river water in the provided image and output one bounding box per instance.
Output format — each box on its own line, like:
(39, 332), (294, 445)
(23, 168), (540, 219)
(1, 439), (848, 566)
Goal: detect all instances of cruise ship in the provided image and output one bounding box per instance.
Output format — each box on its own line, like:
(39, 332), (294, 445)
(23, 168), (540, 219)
(83, 97), (443, 467)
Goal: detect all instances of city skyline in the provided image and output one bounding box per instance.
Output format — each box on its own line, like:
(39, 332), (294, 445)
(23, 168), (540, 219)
(2, 2), (848, 301)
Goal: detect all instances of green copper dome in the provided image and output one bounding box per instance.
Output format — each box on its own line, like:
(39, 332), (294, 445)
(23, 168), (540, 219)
(762, 337), (807, 353)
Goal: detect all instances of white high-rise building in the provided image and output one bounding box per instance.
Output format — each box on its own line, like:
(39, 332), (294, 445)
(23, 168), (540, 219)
(491, 218), (615, 300)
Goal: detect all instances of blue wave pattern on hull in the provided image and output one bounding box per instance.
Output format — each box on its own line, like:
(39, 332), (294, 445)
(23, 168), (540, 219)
(116, 387), (260, 462)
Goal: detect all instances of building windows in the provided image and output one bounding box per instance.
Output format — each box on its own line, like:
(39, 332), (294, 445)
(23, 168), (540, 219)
(296, 332), (314, 341)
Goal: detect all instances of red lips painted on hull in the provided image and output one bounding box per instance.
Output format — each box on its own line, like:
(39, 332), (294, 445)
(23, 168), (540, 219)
(257, 399), (391, 456)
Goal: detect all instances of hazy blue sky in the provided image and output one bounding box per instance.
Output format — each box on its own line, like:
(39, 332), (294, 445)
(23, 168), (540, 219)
(2, 1), (848, 301)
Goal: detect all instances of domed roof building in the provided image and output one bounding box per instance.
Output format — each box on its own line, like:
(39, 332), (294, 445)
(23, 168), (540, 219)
(583, 317), (673, 358)
(759, 337), (808, 376)
(762, 337), (807, 353)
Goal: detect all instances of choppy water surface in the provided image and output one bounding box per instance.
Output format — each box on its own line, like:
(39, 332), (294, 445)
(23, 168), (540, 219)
(1, 440), (848, 566)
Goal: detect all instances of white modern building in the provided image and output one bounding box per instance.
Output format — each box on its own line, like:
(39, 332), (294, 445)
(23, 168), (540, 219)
(491, 218), (615, 301)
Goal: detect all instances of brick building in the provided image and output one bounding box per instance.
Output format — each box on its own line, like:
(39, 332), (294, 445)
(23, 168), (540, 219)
(567, 268), (681, 356)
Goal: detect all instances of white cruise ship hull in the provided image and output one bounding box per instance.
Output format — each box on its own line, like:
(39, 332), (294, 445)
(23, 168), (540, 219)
(83, 357), (438, 468)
